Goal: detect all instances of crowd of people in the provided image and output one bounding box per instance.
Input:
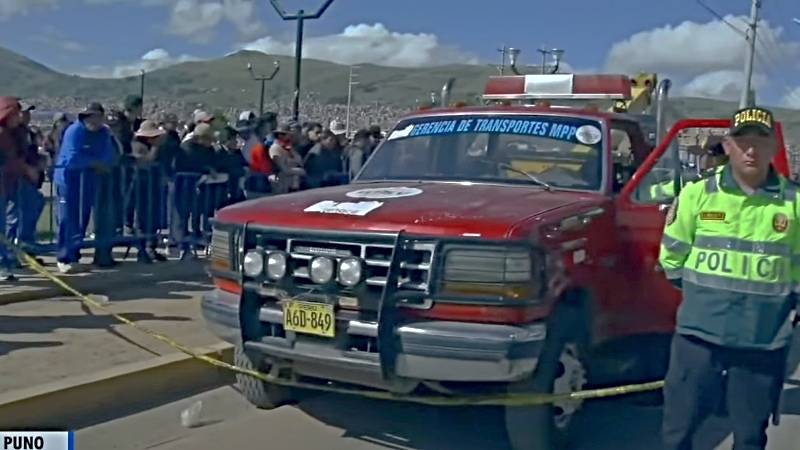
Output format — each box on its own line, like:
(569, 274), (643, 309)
(0, 94), (393, 281)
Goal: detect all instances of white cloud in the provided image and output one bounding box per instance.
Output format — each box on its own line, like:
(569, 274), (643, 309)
(680, 70), (767, 101)
(81, 48), (199, 78)
(168, 0), (263, 41)
(606, 16), (800, 76)
(0, 0), (57, 19)
(605, 16), (800, 101)
(239, 23), (478, 67)
(783, 87), (800, 109)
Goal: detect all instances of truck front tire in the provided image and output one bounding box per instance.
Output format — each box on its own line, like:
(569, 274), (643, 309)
(504, 303), (589, 450)
(234, 344), (295, 409)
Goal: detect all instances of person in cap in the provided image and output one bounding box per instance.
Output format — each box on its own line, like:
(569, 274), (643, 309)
(329, 119), (347, 147)
(0, 97), (36, 280)
(172, 122), (217, 259)
(296, 121), (322, 161)
(6, 100), (46, 260)
(660, 106), (798, 450)
(181, 110), (215, 144)
(304, 128), (345, 189)
(268, 122), (305, 194)
(107, 95), (143, 158)
(128, 120), (168, 263)
(260, 112), (278, 149)
(367, 124), (383, 153)
(215, 126), (247, 206)
(343, 128), (372, 181)
(53, 102), (116, 273)
(237, 116), (274, 197)
(44, 112), (71, 160)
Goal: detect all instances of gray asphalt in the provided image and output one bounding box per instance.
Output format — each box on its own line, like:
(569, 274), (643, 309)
(76, 350), (800, 450)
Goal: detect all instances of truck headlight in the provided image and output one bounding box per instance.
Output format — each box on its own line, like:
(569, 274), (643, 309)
(310, 256), (335, 284)
(266, 251), (287, 280)
(243, 250), (264, 277)
(443, 246), (532, 283)
(338, 257), (363, 287)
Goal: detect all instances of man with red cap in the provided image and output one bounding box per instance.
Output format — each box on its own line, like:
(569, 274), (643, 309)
(0, 97), (39, 280)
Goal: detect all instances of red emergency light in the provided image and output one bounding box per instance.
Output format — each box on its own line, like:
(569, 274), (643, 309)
(483, 74), (632, 101)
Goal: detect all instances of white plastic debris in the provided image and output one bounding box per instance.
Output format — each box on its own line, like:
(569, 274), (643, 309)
(87, 294), (110, 304)
(180, 400), (204, 428)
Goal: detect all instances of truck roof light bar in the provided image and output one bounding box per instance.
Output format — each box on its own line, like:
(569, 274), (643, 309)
(483, 74), (632, 101)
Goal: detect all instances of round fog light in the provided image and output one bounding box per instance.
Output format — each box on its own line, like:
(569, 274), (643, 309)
(309, 256), (334, 284)
(243, 251), (264, 277)
(266, 252), (287, 280)
(338, 257), (363, 287)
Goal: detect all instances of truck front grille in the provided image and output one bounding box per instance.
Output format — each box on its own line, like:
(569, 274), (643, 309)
(255, 232), (435, 292)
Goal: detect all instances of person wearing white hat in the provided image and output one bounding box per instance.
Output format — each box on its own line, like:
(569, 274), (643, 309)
(130, 120), (168, 263)
(181, 110), (215, 144)
(329, 119), (347, 148)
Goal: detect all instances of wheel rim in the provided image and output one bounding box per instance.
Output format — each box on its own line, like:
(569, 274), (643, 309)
(551, 343), (587, 430)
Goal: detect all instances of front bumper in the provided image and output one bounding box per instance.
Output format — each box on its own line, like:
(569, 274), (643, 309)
(202, 288), (547, 388)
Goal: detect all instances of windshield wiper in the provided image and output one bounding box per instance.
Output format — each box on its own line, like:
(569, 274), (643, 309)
(497, 162), (552, 191)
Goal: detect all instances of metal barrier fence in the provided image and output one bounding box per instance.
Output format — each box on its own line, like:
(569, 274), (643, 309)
(1, 162), (274, 260)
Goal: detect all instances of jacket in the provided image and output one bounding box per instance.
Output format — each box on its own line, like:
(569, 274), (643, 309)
(53, 121), (115, 187)
(659, 164), (800, 350)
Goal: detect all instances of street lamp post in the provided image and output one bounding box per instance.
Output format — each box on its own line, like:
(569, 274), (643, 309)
(139, 69), (145, 106)
(247, 60), (280, 116)
(345, 65), (360, 137)
(268, 0), (336, 122)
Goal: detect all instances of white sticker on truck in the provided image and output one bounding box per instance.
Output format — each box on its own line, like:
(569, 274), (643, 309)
(386, 125), (414, 141)
(575, 125), (602, 145)
(345, 187), (422, 199)
(304, 200), (384, 216)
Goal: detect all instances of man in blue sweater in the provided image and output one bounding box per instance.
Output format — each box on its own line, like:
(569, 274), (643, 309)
(54, 103), (115, 273)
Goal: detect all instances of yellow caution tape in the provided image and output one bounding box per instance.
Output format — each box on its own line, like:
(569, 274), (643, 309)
(5, 239), (665, 407)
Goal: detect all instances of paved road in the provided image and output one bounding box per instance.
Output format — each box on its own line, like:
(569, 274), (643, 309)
(0, 274), (216, 392)
(77, 333), (800, 450)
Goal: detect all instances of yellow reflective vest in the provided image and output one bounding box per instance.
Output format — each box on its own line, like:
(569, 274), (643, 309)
(659, 164), (800, 350)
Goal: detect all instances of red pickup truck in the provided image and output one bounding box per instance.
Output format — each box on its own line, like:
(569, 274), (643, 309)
(203, 82), (790, 449)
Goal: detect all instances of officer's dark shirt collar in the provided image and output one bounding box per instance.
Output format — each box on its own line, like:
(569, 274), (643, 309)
(719, 163), (782, 199)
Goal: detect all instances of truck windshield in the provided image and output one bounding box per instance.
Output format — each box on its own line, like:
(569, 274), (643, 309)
(357, 114), (605, 190)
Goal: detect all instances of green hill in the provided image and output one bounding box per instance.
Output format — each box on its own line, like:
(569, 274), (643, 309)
(2, 46), (799, 144)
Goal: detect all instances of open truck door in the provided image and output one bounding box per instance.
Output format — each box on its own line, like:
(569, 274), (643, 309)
(613, 118), (791, 336)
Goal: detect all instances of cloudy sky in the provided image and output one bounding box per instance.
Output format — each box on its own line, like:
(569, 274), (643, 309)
(1, 0), (799, 107)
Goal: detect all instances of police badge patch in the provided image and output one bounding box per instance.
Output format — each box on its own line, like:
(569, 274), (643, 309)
(773, 213), (789, 233)
(665, 198), (678, 225)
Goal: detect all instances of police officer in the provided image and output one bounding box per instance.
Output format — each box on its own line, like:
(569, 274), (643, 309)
(659, 106), (798, 450)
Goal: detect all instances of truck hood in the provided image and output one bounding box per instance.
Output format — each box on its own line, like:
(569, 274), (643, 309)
(217, 182), (592, 239)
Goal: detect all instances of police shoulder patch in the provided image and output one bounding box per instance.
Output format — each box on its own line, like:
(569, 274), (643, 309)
(665, 198), (678, 226)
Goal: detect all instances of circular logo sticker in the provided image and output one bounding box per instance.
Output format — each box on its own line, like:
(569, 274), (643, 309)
(575, 125), (602, 145)
(345, 187), (423, 199)
(772, 213), (789, 233)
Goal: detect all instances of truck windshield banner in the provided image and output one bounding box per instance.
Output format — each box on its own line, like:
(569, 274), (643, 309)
(387, 116), (603, 146)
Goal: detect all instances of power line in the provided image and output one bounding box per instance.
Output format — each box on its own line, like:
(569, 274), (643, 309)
(694, 0), (747, 37)
(755, 22), (800, 106)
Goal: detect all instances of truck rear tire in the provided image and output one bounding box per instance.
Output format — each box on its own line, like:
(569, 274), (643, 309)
(235, 344), (295, 409)
(504, 309), (588, 450)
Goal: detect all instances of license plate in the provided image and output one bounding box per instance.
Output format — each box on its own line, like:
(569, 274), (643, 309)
(283, 301), (335, 338)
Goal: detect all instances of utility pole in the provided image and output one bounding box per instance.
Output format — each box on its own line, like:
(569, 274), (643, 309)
(268, 0), (336, 122)
(497, 45), (508, 75)
(740, 0), (761, 108)
(345, 65), (360, 137)
(247, 60), (280, 116)
(139, 69), (145, 106)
